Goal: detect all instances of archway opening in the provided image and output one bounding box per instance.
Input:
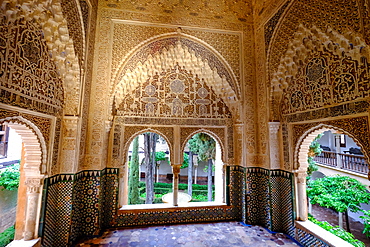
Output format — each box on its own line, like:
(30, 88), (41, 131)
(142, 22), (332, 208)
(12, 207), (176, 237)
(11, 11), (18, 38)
(0, 118), (45, 243)
(125, 132), (171, 205)
(183, 132), (224, 204)
(296, 126), (370, 245)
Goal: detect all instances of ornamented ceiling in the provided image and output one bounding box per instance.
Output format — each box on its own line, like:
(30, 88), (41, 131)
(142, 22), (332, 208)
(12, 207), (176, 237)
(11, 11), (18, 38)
(101, 0), (253, 23)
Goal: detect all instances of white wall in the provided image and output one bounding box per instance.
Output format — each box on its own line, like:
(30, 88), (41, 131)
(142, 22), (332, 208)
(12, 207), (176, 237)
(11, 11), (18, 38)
(318, 130), (361, 153)
(0, 128), (22, 164)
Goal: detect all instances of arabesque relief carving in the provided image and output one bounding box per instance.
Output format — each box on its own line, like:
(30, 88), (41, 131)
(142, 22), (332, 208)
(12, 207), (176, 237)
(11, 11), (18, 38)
(116, 64), (232, 119)
(268, 0), (368, 78)
(281, 50), (370, 115)
(1, 0), (82, 116)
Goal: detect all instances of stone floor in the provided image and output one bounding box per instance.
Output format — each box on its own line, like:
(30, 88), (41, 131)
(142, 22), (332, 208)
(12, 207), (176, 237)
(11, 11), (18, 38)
(76, 221), (300, 247)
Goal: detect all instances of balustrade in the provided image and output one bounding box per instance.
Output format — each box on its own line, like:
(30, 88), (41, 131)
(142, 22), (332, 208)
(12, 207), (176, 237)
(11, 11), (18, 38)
(313, 151), (368, 175)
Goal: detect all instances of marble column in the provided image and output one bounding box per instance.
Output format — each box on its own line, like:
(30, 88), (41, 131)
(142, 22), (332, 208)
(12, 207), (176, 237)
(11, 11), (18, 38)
(334, 134), (342, 168)
(214, 142), (224, 203)
(171, 164), (182, 206)
(24, 177), (42, 240)
(295, 170), (308, 221)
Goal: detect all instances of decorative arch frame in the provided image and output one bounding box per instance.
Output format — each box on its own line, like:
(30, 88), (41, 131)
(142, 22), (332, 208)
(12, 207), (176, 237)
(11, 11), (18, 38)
(180, 128), (226, 164)
(0, 116), (48, 174)
(0, 116), (47, 241)
(110, 31), (240, 117)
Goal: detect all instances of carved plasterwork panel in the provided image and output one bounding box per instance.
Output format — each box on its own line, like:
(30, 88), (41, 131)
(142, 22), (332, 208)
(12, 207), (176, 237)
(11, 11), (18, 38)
(60, 0), (86, 67)
(1, 0), (82, 116)
(112, 34), (240, 115)
(242, 25), (257, 166)
(101, 0), (253, 24)
(116, 64), (232, 119)
(79, 0), (98, 170)
(0, 18), (63, 115)
(111, 23), (242, 88)
(281, 50), (370, 115)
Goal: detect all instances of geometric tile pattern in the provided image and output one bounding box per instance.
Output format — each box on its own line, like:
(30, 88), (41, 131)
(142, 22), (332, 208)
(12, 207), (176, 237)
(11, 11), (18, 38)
(245, 167), (271, 228)
(296, 228), (329, 247)
(245, 168), (295, 238)
(228, 165), (246, 219)
(72, 170), (102, 239)
(101, 168), (119, 228)
(41, 174), (74, 247)
(42, 167), (300, 245)
(270, 170), (295, 236)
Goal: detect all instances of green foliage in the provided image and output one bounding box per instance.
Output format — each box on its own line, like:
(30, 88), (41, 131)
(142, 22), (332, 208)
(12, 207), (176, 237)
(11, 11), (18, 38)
(155, 151), (167, 162)
(307, 134), (323, 177)
(188, 133), (216, 162)
(308, 215), (365, 247)
(0, 164), (20, 191)
(307, 175), (370, 213)
(181, 152), (189, 169)
(359, 210), (370, 238)
(128, 137), (140, 204)
(0, 225), (15, 247)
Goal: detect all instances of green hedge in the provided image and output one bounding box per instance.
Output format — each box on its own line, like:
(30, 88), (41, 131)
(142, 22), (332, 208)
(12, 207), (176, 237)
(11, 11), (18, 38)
(0, 225), (15, 247)
(308, 215), (364, 247)
(154, 188), (171, 194)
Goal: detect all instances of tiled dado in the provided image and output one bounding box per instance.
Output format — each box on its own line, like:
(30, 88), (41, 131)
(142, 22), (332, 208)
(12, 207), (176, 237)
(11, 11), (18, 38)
(110, 165), (245, 227)
(40, 166), (244, 246)
(245, 168), (295, 236)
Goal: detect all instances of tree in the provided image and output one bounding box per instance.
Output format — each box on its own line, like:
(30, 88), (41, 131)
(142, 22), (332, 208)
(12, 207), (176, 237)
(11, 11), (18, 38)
(128, 136), (140, 204)
(188, 133), (215, 201)
(307, 175), (370, 232)
(307, 134), (323, 179)
(142, 132), (159, 204)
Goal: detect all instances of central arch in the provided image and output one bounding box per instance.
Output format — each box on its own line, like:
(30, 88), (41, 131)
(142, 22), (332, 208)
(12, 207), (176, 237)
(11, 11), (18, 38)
(110, 32), (240, 117)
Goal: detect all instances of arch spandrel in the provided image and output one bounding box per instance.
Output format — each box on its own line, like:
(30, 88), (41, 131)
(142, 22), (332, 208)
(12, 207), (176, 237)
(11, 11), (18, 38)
(110, 32), (240, 119)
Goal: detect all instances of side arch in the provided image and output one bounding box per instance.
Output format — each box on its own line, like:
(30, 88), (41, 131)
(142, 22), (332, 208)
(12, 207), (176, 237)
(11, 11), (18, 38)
(0, 116), (47, 175)
(295, 123), (370, 172)
(0, 116), (46, 241)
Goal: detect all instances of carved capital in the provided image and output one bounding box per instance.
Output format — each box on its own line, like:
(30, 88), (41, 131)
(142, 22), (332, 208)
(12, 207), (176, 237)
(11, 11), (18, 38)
(171, 164), (182, 174)
(294, 170), (307, 184)
(62, 116), (79, 138)
(268, 122), (280, 135)
(25, 177), (43, 194)
(105, 120), (112, 132)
